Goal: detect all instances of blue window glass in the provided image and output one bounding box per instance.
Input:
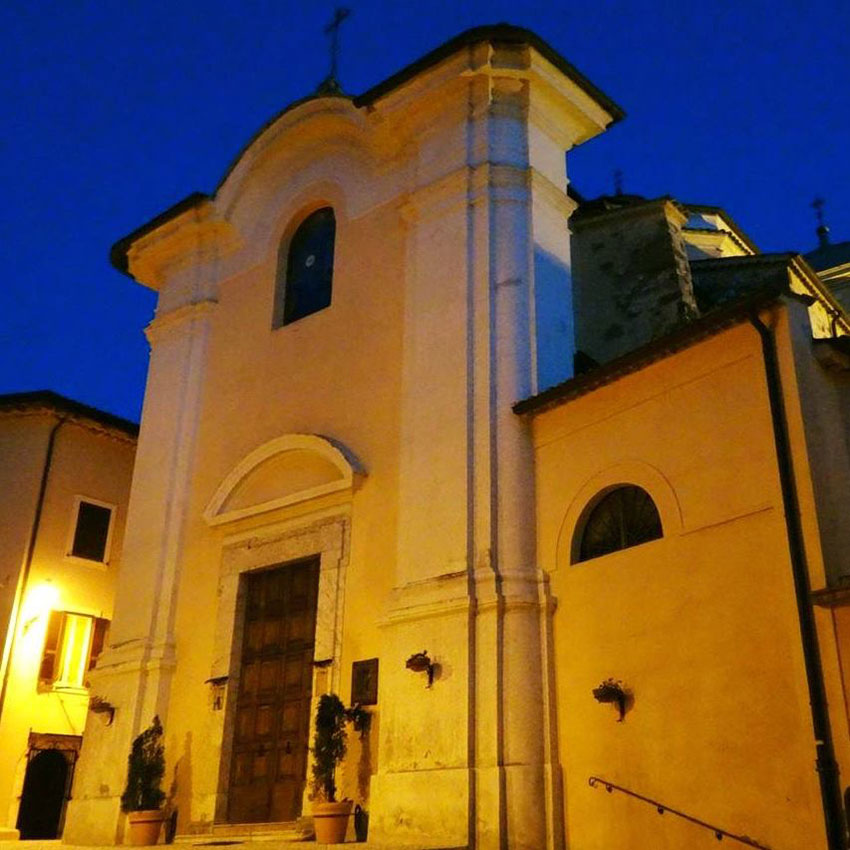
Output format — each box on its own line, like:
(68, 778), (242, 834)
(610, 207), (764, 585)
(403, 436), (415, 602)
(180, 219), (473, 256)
(278, 207), (336, 326)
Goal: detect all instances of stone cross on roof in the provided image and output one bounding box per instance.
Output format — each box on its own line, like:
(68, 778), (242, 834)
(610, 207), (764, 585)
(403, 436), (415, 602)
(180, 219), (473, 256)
(813, 197), (830, 247)
(316, 7), (351, 95)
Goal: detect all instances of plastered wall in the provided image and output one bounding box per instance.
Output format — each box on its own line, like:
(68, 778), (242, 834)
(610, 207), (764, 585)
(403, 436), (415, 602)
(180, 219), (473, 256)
(532, 315), (844, 849)
(0, 414), (134, 835)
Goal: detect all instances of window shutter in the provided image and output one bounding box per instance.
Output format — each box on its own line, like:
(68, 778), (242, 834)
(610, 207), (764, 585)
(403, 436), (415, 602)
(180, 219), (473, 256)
(88, 618), (109, 671)
(39, 611), (63, 682)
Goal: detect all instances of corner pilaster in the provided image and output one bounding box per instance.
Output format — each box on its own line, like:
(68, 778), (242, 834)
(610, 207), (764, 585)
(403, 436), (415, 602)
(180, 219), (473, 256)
(64, 292), (217, 845)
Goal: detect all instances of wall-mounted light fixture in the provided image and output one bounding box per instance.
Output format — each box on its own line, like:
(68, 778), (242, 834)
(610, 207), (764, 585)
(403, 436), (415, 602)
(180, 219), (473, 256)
(205, 675), (228, 711)
(22, 582), (59, 633)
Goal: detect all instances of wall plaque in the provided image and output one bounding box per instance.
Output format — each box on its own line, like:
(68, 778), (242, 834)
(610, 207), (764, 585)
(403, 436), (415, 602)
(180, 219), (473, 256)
(351, 658), (379, 705)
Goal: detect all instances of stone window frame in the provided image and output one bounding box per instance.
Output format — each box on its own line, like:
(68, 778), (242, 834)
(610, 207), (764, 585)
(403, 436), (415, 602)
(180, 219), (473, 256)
(209, 512), (350, 823)
(555, 460), (683, 572)
(64, 495), (116, 569)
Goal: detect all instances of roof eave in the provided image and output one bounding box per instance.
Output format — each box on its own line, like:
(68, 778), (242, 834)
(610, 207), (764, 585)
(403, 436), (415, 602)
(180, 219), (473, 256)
(0, 390), (139, 437)
(110, 191), (210, 280)
(514, 286), (786, 417)
(353, 23), (625, 124)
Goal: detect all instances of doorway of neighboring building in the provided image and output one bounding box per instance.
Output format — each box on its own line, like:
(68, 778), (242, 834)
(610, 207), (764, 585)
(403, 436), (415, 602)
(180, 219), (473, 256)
(16, 733), (81, 838)
(227, 557), (320, 824)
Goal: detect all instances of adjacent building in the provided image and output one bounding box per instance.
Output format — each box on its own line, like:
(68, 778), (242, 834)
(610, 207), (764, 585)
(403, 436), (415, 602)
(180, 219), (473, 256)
(0, 392), (136, 840)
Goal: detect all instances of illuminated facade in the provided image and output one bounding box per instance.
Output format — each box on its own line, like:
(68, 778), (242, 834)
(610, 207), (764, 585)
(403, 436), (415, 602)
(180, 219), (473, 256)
(0, 392), (135, 840)
(59, 24), (850, 850)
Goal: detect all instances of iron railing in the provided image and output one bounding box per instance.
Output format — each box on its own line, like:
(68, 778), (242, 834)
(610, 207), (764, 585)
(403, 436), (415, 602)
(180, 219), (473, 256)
(588, 776), (773, 849)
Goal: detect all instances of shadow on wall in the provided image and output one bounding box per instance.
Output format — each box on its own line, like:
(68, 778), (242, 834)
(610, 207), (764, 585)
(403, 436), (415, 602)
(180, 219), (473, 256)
(352, 712), (379, 842)
(534, 245), (573, 392)
(167, 731), (192, 842)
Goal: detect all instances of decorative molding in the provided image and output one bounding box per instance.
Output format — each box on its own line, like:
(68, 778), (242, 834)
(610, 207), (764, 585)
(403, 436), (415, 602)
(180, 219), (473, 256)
(144, 299), (219, 345)
(203, 434), (366, 526)
(555, 460), (683, 571)
(128, 203), (241, 289)
(530, 170), (576, 218)
(210, 513), (351, 823)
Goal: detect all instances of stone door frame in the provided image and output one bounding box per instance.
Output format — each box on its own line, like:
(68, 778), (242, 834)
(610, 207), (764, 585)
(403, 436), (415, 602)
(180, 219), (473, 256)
(210, 512), (350, 824)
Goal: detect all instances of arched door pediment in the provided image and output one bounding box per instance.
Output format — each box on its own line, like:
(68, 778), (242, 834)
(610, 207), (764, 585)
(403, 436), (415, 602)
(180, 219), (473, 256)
(204, 434), (365, 526)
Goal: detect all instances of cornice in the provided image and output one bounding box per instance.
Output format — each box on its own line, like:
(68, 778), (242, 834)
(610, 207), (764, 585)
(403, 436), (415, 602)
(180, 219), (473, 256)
(145, 299), (219, 345)
(530, 170), (576, 218)
(400, 162), (532, 222)
(127, 201), (241, 290)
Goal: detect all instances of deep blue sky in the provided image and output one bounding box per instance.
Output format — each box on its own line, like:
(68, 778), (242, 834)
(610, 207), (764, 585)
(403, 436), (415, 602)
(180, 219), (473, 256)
(1, 1), (847, 421)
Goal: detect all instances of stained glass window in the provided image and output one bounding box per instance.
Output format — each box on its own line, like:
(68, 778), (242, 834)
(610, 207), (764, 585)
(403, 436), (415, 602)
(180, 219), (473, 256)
(277, 207), (336, 326)
(576, 485), (662, 563)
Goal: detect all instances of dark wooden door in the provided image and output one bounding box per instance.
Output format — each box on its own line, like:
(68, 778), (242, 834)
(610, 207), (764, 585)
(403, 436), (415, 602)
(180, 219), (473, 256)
(17, 749), (70, 838)
(228, 558), (320, 823)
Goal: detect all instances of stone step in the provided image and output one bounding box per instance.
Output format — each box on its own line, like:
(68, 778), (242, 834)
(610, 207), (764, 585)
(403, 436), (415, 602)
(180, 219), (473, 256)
(175, 821), (311, 843)
(0, 842), (465, 850)
(181, 844), (464, 850)
(172, 819), (464, 850)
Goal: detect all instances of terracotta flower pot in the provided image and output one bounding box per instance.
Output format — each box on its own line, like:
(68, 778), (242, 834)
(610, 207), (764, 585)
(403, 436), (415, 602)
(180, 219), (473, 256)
(126, 809), (164, 845)
(313, 799), (353, 844)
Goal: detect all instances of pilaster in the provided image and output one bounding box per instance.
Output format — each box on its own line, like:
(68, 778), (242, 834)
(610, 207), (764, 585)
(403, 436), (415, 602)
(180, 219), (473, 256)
(372, 53), (567, 850)
(64, 287), (218, 844)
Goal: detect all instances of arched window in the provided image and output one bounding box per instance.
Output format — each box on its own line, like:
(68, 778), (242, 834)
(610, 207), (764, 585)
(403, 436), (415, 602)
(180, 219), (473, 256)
(276, 207), (336, 326)
(575, 485), (662, 563)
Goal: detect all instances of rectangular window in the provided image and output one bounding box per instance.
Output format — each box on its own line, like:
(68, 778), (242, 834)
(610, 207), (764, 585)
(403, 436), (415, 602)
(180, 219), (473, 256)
(69, 498), (114, 563)
(39, 612), (109, 689)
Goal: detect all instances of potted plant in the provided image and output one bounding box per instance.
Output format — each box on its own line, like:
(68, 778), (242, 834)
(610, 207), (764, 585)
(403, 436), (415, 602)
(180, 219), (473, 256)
(310, 695), (371, 844)
(120, 716), (166, 845)
(592, 678), (630, 722)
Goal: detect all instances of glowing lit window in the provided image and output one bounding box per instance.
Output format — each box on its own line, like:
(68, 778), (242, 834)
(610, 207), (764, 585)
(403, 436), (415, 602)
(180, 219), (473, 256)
(275, 207), (336, 326)
(39, 612), (108, 689)
(68, 498), (114, 563)
(575, 485), (663, 563)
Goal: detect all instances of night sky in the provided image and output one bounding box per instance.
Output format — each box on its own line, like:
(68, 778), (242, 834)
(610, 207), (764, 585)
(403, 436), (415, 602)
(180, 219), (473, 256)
(1, 1), (847, 422)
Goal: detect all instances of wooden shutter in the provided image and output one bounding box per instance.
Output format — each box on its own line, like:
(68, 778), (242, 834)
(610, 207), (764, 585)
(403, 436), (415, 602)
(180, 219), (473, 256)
(87, 618), (109, 671)
(39, 611), (64, 682)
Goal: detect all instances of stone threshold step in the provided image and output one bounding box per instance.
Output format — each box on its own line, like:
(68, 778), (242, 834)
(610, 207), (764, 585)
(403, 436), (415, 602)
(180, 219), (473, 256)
(181, 835), (468, 850)
(181, 842), (464, 850)
(0, 844), (466, 850)
(175, 821), (312, 844)
(177, 832), (308, 844)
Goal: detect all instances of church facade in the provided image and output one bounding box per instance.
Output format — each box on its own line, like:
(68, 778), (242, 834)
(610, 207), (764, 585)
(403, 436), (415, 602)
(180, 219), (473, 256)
(62, 25), (850, 850)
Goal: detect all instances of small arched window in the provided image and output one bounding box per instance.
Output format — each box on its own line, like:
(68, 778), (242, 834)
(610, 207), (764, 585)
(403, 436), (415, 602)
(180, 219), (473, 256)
(575, 485), (662, 563)
(276, 207), (336, 326)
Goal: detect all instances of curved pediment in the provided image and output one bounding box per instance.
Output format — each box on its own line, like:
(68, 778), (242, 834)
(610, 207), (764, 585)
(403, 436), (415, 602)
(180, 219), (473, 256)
(204, 434), (365, 526)
(215, 96), (373, 214)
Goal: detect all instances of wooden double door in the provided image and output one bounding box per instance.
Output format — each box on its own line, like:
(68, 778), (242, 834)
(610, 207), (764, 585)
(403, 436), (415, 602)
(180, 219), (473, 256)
(228, 558), (320, 824)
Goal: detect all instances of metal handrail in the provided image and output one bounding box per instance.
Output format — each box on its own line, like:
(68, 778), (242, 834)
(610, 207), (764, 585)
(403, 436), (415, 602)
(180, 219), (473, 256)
(588, 776), (773, 849)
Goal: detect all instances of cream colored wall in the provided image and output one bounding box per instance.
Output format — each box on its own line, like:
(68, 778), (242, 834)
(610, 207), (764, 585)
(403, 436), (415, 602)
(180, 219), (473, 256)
(0, 414), (134, 835)
(0, 416), (50, 680)
(532, 315), (841, 849)
(161, 195), (406, 829)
